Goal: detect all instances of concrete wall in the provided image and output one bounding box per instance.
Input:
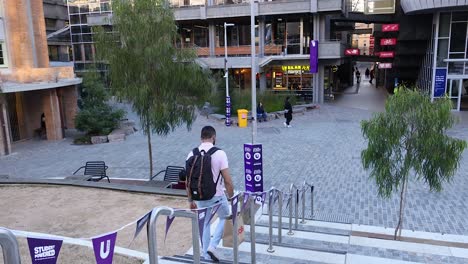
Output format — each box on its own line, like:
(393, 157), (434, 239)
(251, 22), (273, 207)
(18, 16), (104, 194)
(30, 0), (49, 67)
(42, 89), (63, 140)
(58, 85), (78, 129)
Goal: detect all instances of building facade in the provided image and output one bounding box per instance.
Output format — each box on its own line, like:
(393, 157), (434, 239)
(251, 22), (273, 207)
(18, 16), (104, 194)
(43, 0), (72, 62)
(0, 0), (81, 156)
(402, 0), (468, 111)
(68, 0), (349, 103)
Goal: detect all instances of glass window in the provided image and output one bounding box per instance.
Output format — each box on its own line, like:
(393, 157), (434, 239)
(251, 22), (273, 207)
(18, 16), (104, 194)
(449, 53), (464, 59)
(71, 26), (81, 34)
(448, 62), (464, 75)
(80, 14), (87, 24)
(452, 12), (468, 22)
(79, 4), (89, 13)
(73, 44), (82, 61)
(439, 13), (451, 38)
(193, 26), (208, 47)
(81, 26), (91, 34)
(450, 22), (467, 52)
(84, 44), (93, 61)
(0, 42), (6, 66)
(101, 2), (111, 12)
(72, 34), (82, 43)
(82, 34), (93, 42)
(70, 15), (80, 25)
(437, 39), (448, 67)
(69, 5), (79, 14)
(286, 22), (300, 54)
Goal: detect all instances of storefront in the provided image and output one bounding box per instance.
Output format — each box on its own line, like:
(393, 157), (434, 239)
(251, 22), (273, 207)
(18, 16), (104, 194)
(270, 65), (313, 90)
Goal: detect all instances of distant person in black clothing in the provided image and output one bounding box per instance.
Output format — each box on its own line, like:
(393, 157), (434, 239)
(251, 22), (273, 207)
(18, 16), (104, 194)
(283, 97), (293, 128)
(257, 102), (267, 122)
(356, 70), (361, 83)
(365, 68), (370, 79)
(369, 69), (375, 84)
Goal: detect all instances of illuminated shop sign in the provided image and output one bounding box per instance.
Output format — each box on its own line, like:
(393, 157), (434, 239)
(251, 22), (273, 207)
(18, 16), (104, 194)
(281, 65), (310, 74)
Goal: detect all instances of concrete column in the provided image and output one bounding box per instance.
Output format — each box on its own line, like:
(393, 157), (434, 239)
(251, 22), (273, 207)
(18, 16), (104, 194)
(259, 18), (265, 58)
(260, 72), (267, 91)
(4, 0), (35, 68)
(209, 23), (216, 57)
(300, 18), (304, 55)
(42, 89), (63, 140)
(312, 14), (324, 104)
(60, 86), (78, 129)
(0, 99), (12, 156)
(30, 0), (49, 67)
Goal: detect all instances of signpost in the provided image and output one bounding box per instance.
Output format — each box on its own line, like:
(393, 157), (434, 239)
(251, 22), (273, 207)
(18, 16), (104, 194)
(378, 63), (392, 69)
(382, 24), (400, 32)
(345, 48), (360, 56)
(380, 38), (397, 46)
(434, 68), (447, 97)
(244, 143), (263, 192)
(379, 51), (395, 58)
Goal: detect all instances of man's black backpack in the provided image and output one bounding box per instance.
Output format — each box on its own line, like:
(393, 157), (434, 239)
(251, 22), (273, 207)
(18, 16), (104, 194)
(186, 147), (221, 201)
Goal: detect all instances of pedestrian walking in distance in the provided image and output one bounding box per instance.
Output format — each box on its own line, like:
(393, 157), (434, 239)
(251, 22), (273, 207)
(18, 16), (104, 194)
(283, 96), (293, 128)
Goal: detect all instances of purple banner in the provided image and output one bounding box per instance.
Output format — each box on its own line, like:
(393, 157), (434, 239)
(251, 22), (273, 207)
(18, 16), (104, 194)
(92, 232), (117, 264)
(226, 96), (231, 126)
(310, 40), (319, 73)
(244, 143), (263, 192)
(434, 68), (447, 97)
(231, 194), (239, 225)
(27, 237), (62, 264)
(208, 203), (221, 223)
(134, 211), (151, 239)
(165, 215), (175, 242)
(197, 208), (207, 247)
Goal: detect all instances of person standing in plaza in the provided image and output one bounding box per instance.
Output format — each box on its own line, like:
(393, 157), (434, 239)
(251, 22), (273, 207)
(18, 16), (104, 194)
(283, 96), (293, 128)
(186, 126), (234, 262)
(365, 68), (370, 79)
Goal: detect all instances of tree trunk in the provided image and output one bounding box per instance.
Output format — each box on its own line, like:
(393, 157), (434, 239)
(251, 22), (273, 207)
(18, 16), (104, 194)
(146, 123), (153, 180)
(394, 175), (408, 240)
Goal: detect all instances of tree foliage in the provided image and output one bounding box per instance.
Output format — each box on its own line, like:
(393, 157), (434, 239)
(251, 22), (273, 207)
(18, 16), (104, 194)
(75, 70), (125, 137)
(361, 87), (466, 239)
(95, 0), (211, 177)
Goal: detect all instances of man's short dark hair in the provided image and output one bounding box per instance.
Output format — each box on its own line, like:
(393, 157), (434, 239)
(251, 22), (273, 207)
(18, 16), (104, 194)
(201, 126), (216, 139)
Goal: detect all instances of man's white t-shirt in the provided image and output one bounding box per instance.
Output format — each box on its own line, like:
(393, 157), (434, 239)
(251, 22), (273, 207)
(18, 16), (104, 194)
(186, 142), (229, 197)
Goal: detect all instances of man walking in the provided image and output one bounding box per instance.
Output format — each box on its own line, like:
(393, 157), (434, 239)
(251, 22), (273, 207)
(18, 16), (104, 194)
(186, 126), (234, 262)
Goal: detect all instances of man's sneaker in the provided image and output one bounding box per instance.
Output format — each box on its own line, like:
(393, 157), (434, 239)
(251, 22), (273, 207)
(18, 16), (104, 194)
(207, 246), (220, 262)
(287, 125), (292, 128)
(283, 122), (287, 127)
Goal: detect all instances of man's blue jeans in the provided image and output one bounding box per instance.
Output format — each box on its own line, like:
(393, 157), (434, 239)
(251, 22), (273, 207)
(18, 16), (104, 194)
(195, 195), (230, 257)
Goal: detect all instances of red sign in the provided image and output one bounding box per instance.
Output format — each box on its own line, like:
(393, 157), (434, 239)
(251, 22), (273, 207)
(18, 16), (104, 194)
(380, 38), (397, 46)
(369, 36), (375, 55)
(345, 48), (360, 56)
(379, 51), (395, 58)
(382, 24), (399, 32)
(378, 63), (393, 69)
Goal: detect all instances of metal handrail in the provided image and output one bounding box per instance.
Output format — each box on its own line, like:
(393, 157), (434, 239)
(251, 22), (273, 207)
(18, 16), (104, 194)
(147, 207), (201, 264)
(0, 227), (21, 264)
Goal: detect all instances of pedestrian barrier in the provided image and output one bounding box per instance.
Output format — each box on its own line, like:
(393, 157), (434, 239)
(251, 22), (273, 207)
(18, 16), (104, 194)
(0, 227), (21, 264)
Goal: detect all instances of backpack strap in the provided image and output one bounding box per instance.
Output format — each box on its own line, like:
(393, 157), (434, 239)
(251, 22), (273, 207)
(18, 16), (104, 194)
(192, 148), (200, 156)
(206, 147), (220, 156)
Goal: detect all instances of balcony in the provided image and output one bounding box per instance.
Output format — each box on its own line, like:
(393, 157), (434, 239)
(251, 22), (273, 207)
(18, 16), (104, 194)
(173, 0), (344, 20)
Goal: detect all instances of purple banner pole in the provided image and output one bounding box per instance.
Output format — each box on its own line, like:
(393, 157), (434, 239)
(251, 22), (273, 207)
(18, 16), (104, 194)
(197, 208), (207, 247)
(27, 237), (63, 264)
(226, 96), (231, 126)
(310, 40), (319, 74)
(244, 143), (263, 192)
(165, 215), (176, 242)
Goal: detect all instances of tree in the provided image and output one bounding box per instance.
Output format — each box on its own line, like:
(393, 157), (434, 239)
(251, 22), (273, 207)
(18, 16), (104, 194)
(95, 0), (211, 178)
(361, 87), (466, 240)
(75, 70), (125, 138)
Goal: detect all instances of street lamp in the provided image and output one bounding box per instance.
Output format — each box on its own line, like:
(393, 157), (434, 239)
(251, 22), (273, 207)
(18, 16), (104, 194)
(250, 0), (257, 143)
(224, 22), (235, 126)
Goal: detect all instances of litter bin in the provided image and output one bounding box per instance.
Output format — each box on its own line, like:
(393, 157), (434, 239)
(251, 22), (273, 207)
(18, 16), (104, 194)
(237, 109), (248, 128)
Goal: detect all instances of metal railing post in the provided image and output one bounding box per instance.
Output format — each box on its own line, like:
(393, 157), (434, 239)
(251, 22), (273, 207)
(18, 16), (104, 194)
(278, 191), (283, 243)
(267, 190), (275, 253)
(311, 185), (314, 218)
(288, 184), (294, 236)
(250, 195), (256, 264)
(148, 207), (200, 264)
(301, 187), (306, 224)
(295, 188), (299, 229)
(0, 228), (21, 264)
(233, 194), (239, 264)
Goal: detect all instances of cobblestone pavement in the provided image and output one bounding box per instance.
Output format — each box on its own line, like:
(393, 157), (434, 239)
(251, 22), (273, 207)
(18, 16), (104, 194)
(2, 85), (468, 237)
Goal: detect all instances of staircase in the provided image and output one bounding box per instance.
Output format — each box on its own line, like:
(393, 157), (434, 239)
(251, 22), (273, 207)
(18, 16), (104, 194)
(159, 211), (468, 264)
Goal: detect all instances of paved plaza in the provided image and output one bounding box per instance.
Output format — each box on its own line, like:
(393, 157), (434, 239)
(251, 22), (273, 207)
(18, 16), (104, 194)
(1, 82), (468, 237)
